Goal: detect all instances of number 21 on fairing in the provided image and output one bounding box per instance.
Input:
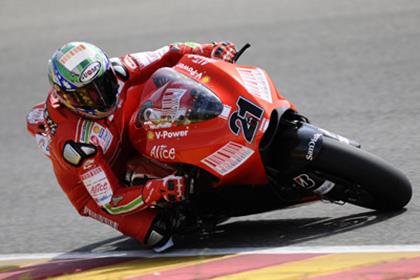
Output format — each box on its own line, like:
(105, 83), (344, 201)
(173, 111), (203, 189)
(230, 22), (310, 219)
(229, 96), (264, 144)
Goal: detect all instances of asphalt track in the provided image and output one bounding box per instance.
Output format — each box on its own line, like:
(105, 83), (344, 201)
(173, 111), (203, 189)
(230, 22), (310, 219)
(1, 0), (420, 270)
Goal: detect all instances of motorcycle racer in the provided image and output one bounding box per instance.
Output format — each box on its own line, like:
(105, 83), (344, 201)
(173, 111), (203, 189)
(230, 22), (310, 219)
(26, 41), (237, 251)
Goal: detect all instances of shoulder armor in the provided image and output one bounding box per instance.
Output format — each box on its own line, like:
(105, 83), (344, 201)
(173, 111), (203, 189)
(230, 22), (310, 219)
(63, 141), (97, 166)
(110, 58), (129, 81)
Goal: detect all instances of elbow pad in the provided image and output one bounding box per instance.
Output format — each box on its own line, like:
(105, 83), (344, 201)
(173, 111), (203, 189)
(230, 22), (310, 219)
(63, 141), (97, 167)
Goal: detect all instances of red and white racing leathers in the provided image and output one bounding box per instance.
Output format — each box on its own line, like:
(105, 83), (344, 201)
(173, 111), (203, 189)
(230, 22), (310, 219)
(26, 42), (225, 245)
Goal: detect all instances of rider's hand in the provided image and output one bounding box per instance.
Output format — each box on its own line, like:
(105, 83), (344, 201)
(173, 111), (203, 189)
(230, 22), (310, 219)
(211, 41), (237, 63)
(143, 175), (186, 205)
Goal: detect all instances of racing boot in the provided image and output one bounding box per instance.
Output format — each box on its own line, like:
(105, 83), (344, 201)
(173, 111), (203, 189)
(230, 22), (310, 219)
(144, 212), (178, 252)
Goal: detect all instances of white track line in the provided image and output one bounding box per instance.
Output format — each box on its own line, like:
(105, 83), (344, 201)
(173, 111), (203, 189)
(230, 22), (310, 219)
(2, 245), (420, 261)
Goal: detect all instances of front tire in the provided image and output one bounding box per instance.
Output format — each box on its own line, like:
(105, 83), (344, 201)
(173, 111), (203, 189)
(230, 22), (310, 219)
(310, 137), (412, 210)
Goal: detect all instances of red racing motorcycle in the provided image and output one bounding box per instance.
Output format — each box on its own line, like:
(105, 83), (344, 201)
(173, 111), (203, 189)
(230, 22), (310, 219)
(128, 44), (412, 229)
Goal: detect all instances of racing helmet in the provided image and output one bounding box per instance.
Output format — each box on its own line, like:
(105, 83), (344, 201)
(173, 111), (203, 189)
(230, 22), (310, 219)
(48, 42), (119, 119)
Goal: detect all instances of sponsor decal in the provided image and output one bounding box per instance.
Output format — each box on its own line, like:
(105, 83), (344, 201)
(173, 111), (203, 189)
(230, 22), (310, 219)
(79, 121), (113, 153)
(150, 145), (176, 160)
(188, 55), (209, 66)
(131, 46), (169, 68)
(162, 88), (185, 112)
(147, 131), (155, 140)
(59, 44), (86, 64)
(237, 67), (272, 103)
(306, 133), (322, 161)
(35, 134), (50, 156)
(83, 206), (118, 229)
(293, 174), (316, 189)
(80, 61), (101, 82)
(313, 180), (335, 195)
(123, 55), (137, 70)
(93, 125), (101, 134)
(155, 129), (188, 140)
(81, 166), (113, 206)
(59, 44), (91, 71)
(27, 108), (45, 124)
(176, 63), (204, 79)
(139, 88), (187, 130)
(201, 141), (254, 176)
(159, 88), (187, 122)
(82, 159), (96, 170)
(229, 96), (264, 143)
(201, 75), (211, 83)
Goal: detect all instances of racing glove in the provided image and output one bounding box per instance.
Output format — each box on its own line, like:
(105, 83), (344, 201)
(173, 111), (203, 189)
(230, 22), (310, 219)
(210, 41), (237, 63)
(143, 175), (186, 206)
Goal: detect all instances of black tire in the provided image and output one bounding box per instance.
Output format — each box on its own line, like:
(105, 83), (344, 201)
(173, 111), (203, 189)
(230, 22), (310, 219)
(310, 137), (412, 210)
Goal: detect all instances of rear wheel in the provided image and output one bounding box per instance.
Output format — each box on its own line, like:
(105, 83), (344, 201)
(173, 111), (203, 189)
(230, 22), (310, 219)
(310, 137), (412, 210)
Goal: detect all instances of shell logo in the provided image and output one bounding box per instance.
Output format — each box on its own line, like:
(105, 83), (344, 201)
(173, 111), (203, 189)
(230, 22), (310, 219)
(147, 131), (154, 140)
(202, 76), (211, 83)
(93, 125), (101, 134)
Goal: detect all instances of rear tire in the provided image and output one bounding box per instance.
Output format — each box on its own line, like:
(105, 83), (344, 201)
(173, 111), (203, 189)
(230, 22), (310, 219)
(310, 137), (412, 210)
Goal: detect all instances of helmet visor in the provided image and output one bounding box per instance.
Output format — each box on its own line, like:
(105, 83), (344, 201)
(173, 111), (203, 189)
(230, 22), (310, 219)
(59, 69), (118, 116)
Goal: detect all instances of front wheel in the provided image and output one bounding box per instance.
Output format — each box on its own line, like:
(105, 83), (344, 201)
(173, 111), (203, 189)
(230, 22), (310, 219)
(309, 137), (412, 210)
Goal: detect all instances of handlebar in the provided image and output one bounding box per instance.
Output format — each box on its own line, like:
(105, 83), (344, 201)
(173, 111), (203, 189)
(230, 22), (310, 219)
(232, 43), (251, 63)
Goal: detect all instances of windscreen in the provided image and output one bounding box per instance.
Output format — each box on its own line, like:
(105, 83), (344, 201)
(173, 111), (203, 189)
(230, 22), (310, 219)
(137, 67), (223, 129)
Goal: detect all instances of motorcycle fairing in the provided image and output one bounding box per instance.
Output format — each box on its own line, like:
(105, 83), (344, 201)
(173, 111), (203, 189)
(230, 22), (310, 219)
(129, 55), (295, 186)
